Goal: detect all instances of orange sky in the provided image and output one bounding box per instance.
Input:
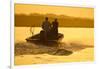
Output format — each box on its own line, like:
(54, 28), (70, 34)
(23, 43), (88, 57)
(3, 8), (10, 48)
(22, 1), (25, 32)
(15, 4), (94, 19)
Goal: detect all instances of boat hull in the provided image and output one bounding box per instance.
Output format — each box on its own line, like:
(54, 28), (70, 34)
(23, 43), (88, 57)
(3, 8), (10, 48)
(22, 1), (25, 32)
(26, 33), (64, 44)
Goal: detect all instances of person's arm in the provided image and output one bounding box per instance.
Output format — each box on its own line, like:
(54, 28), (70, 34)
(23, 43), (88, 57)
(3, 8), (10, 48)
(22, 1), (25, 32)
(42, 22), (44, 29)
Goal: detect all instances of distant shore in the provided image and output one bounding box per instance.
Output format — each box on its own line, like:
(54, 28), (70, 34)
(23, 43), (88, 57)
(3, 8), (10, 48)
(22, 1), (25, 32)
(15, 14), (94, 28)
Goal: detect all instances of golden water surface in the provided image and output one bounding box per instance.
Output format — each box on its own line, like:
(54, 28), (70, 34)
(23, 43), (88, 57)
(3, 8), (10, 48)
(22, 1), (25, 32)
(15, 27), (94, 65)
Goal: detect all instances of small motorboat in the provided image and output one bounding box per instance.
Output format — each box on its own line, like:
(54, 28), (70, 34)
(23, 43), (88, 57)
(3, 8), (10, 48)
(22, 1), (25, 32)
(26, 27), (64, 45)
(26, 33), (64, 42)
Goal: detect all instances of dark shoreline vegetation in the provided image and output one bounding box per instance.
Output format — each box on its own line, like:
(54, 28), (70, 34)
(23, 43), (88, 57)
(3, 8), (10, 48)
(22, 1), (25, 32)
(15, 14), (94, 28)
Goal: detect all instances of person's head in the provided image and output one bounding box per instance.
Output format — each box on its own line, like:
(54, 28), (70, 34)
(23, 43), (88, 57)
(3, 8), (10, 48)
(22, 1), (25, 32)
(55, 18), (57, 22)
(45, 17), (48, 21)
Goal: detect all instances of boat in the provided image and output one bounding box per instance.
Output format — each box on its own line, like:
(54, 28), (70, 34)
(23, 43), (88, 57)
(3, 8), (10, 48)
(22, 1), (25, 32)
(26, 27), (64, 45)
(26, 33), (63, 41)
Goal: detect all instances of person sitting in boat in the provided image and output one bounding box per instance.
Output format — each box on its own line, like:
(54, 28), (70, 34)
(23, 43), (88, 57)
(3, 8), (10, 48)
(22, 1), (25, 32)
(40, 17), (51, 41)
(51, 18), (58, 37)
(42, 17), (51, 34)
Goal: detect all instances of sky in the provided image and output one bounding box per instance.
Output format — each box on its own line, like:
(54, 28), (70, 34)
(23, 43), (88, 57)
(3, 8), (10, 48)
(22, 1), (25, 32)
(15, 4), (94, 19)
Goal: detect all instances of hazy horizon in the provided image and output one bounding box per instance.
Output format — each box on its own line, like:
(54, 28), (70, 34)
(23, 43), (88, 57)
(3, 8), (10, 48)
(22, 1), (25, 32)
(15, 4), (94, 19)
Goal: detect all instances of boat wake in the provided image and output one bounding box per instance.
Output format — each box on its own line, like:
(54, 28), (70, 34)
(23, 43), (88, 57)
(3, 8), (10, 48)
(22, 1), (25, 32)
(15, 42), (93, 56)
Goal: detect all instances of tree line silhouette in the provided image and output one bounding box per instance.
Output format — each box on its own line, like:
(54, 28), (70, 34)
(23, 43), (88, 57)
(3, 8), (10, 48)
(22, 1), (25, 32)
(15, 13), (94, 28)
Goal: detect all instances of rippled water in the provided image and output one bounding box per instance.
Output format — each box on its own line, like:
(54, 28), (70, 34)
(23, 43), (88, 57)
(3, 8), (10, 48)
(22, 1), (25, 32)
(15, 27), (94, 65)
(15, 27), (94, 45)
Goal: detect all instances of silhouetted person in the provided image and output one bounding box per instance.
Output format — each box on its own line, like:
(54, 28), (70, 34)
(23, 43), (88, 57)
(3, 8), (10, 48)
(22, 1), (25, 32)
(41, 17), (51, 40)
(42, 17), (51, 33)
(52, 18), (58, 37)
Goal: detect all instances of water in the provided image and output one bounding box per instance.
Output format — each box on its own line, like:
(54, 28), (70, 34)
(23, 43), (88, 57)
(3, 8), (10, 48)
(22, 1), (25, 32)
(15, 27), (94, 65)
(15, 27), (94, 45)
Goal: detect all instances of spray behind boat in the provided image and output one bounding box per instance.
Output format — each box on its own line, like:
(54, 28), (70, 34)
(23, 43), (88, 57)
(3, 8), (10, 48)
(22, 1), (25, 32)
(30, 26), (34, 36)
